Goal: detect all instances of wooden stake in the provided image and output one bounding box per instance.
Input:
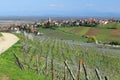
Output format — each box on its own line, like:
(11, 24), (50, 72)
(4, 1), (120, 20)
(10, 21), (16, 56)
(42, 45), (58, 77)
(64, 60), (75, 80)
(29, 48), (36, 63)
(82, 63), (89, 80)
(105, 76), (109, 80)
(77, 60), (82, 80)
(38, 47), (42, 64)
(63, 66), (66, 80)
(45, 51), (48, 76)
(51, 59), (54, 80)
(14, 53), (24, 70)
(95, 68), (102, 80)
(23, 48), (27, 63)
(36, 55), (39, 74)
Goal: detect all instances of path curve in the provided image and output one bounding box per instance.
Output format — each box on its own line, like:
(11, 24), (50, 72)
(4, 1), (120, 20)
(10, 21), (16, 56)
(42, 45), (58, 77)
(0, 32), (19, 54)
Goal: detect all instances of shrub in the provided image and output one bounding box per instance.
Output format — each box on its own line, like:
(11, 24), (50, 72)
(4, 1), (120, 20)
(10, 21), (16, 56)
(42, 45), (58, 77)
(87, 36), (98, 44)
(109, 41), (120, 45)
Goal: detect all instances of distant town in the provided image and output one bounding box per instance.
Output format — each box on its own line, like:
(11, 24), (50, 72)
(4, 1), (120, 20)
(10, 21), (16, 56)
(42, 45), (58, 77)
(0, 17), (120, 35)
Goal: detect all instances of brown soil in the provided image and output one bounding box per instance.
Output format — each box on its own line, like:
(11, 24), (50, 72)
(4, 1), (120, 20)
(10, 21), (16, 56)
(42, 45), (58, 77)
(1, 75), (9, 80)
(112, 30), (120, 37)
(69, 28), (81, 33)
(85, 28), (98, 36)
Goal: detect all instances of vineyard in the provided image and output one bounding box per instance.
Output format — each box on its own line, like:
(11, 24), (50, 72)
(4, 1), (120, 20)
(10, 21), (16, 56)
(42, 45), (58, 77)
(13, 34), (120, 80)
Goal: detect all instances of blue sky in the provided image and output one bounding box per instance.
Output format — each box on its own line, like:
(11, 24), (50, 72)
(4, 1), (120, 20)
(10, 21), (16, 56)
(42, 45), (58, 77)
(0, 0), (120, 17)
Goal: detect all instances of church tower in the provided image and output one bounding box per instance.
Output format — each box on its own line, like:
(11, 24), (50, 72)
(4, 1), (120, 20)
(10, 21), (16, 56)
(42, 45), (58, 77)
(46, 17), (51, 28)
(48, 17), (51, 23)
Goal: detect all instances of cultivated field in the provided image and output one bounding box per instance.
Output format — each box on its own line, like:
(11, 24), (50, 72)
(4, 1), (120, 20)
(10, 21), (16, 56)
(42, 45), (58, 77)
(1, 33), (118, 80)
(0, 22), (120, 80)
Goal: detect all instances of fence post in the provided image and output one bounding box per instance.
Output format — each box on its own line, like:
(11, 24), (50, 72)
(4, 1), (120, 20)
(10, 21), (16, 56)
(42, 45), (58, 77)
(36, 55), (39, 74)
(64, 60), (75, 80)
(23, 47), (27, 63)
(77, 60), (83, 80)
(63, 66), (66, 80)
(95, 68), (102, 80)
(105, 76), (109, 80)
(14, 53), (24, 70)
(51, 59), (54, 80)
(45, 51), (48, 76)
(29, 48), (37, 63)
(82, 63), (89, 80)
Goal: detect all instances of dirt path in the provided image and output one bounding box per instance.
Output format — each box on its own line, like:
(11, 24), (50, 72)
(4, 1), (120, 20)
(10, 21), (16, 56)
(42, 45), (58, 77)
(0, 32), (19, 54)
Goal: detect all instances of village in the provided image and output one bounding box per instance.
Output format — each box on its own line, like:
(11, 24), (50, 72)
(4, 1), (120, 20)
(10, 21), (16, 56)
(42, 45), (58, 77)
(0, 17), (119, 35)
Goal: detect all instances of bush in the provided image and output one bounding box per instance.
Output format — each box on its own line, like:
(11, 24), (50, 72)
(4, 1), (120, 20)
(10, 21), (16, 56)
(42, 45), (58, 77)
(107, 26), (117, 29)
(109, 41), (120, 45)
(87, 36), (98, 44)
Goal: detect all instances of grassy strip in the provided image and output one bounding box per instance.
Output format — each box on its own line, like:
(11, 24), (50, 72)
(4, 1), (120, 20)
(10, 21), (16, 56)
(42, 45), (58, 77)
(58, 26), (90, 36)
(58, 26), (120, 42)
(38, 27), (88, 42)
(0, 34), (49, 80)
(0, 32), (2, 37)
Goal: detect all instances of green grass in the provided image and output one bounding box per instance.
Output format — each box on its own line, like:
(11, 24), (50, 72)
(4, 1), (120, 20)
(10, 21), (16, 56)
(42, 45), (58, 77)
(95, 23), (120, 42)
(38, 24), (120, 43)
(96, 28), (112, 41)
(0, 34), (49, 80)
(95, 29), (120, 42)
(39, 27), (87, 42)
(0, 33), (120, 80)
(58, 26), (90, 36)
(97, 22), (120, 29)
(0, 32), (2, 37)
(21, 36), (120, 80)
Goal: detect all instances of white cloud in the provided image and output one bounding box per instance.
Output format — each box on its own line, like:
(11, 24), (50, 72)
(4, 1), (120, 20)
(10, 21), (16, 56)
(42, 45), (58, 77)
(49, 4), (56, 7)
(49, 4), (64, 8)
(85, 3), (94, 8)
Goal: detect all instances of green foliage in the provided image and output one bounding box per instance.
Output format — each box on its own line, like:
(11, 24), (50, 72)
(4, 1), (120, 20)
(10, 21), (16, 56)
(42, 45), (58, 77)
(83, 23), (98, 27)
(87, 36), (98, 44)
(97, 22), (120, 29)
(58, 27), (90, 36)
(0, 32), (2, 37)
(38, 27), (87, 42)
(0, 33), (120, 80)
(0, 34), (49, 80)
(109, 41), (120, 45)
(39, 25), (120, 43)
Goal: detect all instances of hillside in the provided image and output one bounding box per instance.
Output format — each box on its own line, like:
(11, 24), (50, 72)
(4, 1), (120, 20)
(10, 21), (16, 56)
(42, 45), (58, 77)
(0, 34), (49, 80)
(58, 26), (120, 42)
(0, 22), (120, 80)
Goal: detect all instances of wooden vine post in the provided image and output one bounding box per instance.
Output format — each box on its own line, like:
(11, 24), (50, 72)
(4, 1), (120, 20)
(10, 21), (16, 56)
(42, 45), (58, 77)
(51, 59), (54, 80)
(95, 68), (102, 80)
(14, 53), (24, 70)
(82, 63), (89, 80)
(64, 60), (75, 80)
(77, 59), (83, 80)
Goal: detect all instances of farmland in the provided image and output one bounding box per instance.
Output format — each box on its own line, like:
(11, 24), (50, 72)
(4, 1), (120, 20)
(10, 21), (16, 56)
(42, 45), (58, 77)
(0, 32), (120, 80)
(22, 35), (120, 80)
(0, 22), (120, 80)
(14, 33), (120, 80)
(0, 34), (49, 80)
(38, 22), (120, 43)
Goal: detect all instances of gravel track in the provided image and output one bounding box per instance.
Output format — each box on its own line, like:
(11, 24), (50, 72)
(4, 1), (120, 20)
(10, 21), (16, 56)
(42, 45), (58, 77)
(0, 32), (19, 54)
